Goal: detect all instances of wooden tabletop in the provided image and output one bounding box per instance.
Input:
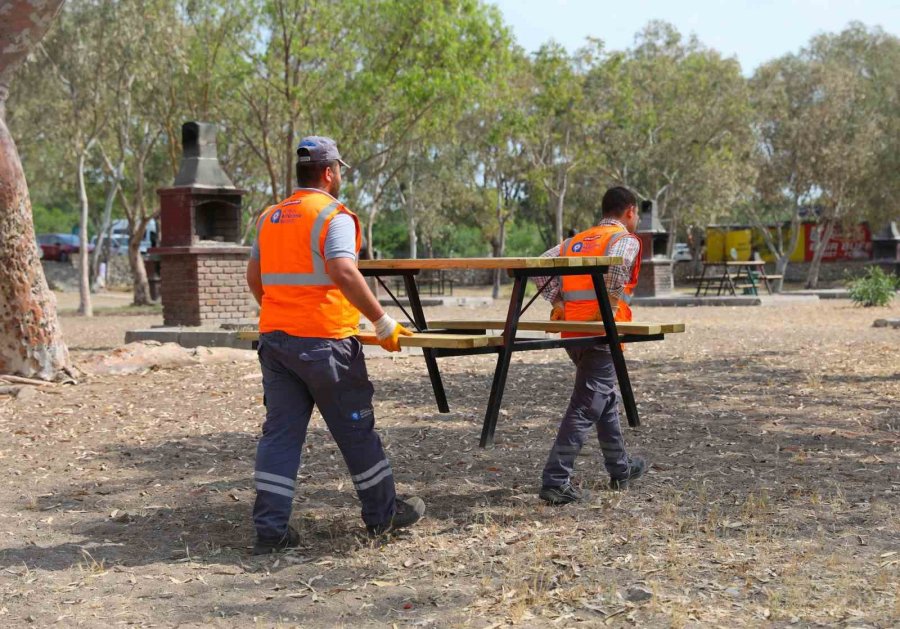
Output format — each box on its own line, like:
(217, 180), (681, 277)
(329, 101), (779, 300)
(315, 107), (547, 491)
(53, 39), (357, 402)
(358, 256), (622, 271)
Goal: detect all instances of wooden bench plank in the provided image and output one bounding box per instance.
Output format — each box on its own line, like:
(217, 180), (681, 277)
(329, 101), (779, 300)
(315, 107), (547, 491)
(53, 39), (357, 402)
(429, 320), (685, 335)
(236, 330), (504, 349)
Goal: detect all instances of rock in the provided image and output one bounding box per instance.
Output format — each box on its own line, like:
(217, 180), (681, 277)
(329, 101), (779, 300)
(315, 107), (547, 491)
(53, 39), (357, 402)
(625, 586), (653, 602)
(872, 318), (900, 329)
(14, 386), (38, 402)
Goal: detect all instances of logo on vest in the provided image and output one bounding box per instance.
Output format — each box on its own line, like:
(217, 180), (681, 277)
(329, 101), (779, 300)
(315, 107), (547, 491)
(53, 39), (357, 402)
(572, 242), (583, 253)
(271, 209), (282, 224)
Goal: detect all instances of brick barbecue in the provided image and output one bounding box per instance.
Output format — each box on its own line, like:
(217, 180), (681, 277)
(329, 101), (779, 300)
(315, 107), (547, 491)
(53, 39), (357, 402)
(633, 200), (675, 297)
(152, 122), (257, 326)
(872, 221), (900, 275)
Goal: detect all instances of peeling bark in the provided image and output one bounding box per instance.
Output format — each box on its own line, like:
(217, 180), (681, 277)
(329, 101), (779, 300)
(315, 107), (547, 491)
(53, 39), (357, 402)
(0, 0), (70, 380)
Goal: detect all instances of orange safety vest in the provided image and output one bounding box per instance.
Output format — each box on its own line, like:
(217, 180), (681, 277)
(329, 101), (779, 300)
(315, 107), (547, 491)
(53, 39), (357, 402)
(559, 223), (642, 339)
(256, 189), (362, 339)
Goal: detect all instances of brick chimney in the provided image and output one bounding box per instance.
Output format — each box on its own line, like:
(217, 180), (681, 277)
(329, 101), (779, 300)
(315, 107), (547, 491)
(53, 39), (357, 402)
(152, 122), (257, 326)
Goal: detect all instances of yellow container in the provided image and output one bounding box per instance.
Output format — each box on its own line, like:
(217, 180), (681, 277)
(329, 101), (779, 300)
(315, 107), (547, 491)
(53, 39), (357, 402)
(751, 224), (806, 262)
(705, 227), (727, 262)
(725, 229), (753, 261)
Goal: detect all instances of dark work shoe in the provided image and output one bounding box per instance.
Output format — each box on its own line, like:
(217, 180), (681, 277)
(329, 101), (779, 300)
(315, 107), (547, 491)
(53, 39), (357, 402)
(609, 456), (647, 490)
(252, 525), (301, 555)
(367, 497), (426, 537)
(539, 483), (583, 505)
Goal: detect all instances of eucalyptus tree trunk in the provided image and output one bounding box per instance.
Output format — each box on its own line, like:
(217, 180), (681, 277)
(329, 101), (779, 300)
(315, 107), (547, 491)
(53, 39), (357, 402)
(128, 219), (152, 306)
(806, 218), (836, 289)
(0, 0), (71, 380)
(492, 188), (508, 299)
(76, 150), (92, 316)
(553, 189), (565, 246)
(90, 159), (122, 290)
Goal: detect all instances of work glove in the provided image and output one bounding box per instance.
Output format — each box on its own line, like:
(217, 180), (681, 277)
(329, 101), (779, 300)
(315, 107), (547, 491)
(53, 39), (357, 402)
(373, 313), (413, 352)
(550, 302), (565, 321)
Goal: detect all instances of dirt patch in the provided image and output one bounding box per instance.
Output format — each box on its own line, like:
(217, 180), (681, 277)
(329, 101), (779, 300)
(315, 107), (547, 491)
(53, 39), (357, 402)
(0, 300), (897, 626)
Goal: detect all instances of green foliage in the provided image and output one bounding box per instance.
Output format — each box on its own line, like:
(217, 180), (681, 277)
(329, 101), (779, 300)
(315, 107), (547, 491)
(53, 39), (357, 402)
(505, 221), (546, 257)
(442, 225), (489, 258)
(371, 211), (409, 258)
(846, 266), (897, 307)
(32, 203), (78, 235)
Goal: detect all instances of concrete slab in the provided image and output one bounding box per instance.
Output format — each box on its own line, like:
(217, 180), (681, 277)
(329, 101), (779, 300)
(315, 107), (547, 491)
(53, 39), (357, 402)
(759, 294), (821, 306)
(788, 288), (851, 299)
(632, 295), (761, 307)
(125, 327), (253, 350)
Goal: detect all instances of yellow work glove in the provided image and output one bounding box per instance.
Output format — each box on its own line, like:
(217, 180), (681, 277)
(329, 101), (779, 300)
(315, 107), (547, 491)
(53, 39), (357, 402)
(373, 314), (413, 352)
(550, 302), (565, 321)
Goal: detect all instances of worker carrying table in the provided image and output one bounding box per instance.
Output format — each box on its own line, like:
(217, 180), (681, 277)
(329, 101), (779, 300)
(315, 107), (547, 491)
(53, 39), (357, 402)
(533, 187), (648, 505)
(245, 136), (425, 554)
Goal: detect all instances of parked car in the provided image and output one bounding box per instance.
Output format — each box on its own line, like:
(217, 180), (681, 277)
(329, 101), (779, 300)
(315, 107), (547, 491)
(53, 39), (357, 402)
(673, 243), (693, 262)
(37, 233), (93, 262)
(90, 234), (130, 256)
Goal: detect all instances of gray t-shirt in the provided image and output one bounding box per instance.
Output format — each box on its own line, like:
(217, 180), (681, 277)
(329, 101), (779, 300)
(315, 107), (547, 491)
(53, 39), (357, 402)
(250, 212), (357, 261)
(323, 213), (358, 261)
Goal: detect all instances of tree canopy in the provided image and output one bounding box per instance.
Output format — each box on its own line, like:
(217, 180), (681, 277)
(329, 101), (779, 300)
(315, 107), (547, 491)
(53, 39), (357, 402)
(8, 2), (899, 282)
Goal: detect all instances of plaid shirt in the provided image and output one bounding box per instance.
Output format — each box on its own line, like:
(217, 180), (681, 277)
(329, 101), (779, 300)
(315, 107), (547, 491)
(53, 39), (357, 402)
(534, 219), (641, 303)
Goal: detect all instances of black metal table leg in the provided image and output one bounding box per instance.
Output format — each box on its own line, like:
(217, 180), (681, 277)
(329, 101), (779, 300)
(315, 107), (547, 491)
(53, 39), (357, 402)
(592, 271), (640, 428)
(479, 275), (527, 448)
(695, 263), (707, 297)
(402, 274), (450, 413)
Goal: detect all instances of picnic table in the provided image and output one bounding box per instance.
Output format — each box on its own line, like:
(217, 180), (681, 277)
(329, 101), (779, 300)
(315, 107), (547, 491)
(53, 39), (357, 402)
(694, 260), (780, 297)
(242, 256), (684, 448)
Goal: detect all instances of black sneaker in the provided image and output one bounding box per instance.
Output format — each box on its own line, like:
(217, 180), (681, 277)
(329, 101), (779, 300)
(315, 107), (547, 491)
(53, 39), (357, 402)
(367, 497), (425, 536)
(539, 483), (583, 505)
(252, 525), (300, 555)
(609, 456), (647, 490)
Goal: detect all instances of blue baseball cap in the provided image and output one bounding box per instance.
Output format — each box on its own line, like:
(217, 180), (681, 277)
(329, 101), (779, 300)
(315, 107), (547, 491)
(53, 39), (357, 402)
(296, 136), (350, 169)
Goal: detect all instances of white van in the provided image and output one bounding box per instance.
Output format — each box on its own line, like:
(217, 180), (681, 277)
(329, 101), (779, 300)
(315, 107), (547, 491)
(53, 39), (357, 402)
(109, 219), (158, 253)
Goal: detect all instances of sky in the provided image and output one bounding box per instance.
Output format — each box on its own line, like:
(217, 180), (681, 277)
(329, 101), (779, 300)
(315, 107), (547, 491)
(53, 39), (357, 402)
(490, 0), (900, 73)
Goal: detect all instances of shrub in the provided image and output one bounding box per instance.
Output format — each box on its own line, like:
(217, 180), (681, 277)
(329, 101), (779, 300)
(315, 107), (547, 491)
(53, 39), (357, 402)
(846, 266), (897, 307)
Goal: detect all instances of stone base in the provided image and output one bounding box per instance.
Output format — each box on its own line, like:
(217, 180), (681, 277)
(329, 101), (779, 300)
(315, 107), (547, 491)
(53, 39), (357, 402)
(155, 247), (257, 326)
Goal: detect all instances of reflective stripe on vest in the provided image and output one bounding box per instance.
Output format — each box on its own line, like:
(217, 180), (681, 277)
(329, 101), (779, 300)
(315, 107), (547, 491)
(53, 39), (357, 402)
(560, 231), (634, 303)
(259, 201), (339, 286)
(561, 288), (633, 304)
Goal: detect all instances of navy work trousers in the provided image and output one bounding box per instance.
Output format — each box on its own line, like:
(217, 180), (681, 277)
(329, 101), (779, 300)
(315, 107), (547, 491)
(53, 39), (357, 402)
(542, 345), (630, 487)
(253, 331), (396, 539)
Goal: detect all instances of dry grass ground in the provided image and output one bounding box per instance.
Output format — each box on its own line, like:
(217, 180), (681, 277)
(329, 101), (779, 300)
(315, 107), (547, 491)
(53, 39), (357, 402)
(0, 295), (897, 627)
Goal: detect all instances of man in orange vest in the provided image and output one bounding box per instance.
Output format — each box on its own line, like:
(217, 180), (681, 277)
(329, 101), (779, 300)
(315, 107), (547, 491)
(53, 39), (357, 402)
(536, 186), (648, 505)
(245, 136), (424, 553)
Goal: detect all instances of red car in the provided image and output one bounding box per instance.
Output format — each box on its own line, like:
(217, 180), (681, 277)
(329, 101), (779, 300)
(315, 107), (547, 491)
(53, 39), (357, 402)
(37, 233), (93, 262)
